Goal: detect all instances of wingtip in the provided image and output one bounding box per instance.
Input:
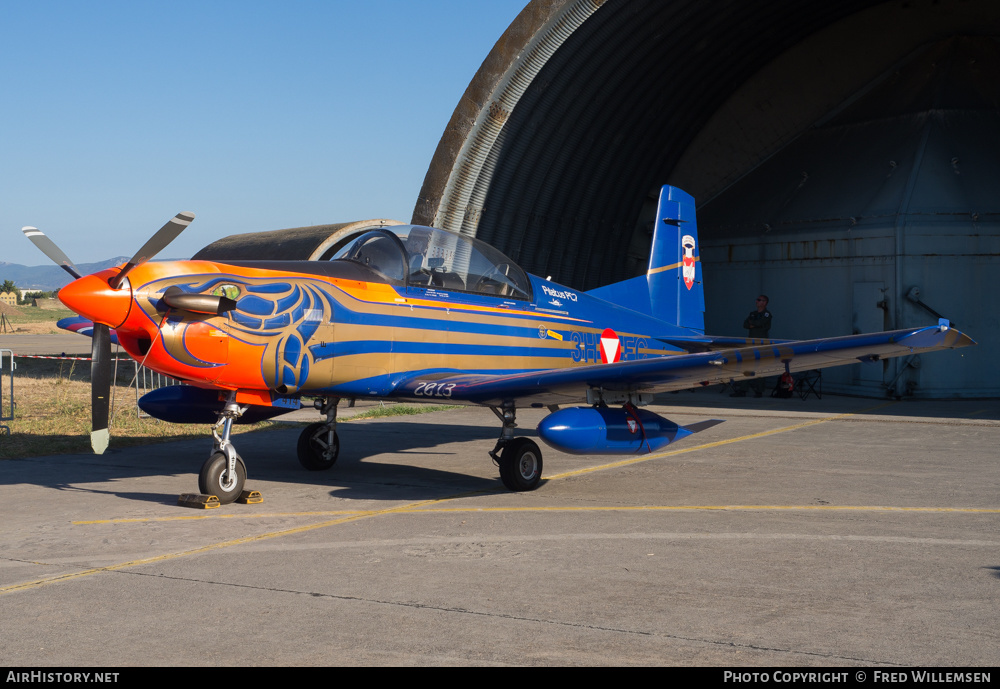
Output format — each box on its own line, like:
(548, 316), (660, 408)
(901, 325), (977, 350)
(954, 332), (977, 348)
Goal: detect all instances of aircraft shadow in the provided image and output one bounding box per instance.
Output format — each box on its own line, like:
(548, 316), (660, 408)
(255, 421), (505, 500)
(0, 420), (507, 503)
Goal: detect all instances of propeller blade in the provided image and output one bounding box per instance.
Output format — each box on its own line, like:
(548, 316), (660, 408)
(109, 212), (195, 289)
(21, 227), (83, 279)
(91, 323), (112, 454)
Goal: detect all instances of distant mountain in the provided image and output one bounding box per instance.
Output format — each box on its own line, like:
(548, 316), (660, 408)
(0, 257), (131, 291)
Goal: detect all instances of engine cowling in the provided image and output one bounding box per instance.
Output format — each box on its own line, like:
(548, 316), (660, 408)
(537, 406), (692, 455)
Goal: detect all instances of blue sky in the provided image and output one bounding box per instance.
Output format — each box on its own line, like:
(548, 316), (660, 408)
(1, 0), (528, 266)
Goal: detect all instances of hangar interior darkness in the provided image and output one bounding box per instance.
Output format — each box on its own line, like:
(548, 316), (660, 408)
(414, 0), (1000, 397)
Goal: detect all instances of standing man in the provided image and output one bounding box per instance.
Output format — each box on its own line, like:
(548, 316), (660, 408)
(731, 295), (772, 397)
(744, 294), (772, 339)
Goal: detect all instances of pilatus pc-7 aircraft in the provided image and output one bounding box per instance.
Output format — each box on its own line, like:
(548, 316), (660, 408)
(24, 186), (974, 503)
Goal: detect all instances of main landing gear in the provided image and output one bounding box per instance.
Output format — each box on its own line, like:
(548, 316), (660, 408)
(297, 397), (340, 470)
(489, 403), (543, 491)
(200, 393), (247, 504)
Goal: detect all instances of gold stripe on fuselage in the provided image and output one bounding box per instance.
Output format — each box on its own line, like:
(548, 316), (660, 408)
(331, 322), (579, 353)
(384, 351), (580, 374)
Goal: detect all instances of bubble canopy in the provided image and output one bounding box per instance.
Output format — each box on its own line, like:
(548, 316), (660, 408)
(332, 225), (532, 301)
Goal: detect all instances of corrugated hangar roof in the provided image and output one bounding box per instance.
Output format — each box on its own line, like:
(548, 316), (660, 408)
(414, 0), (1000, 290)
(193, 219), (403, 262)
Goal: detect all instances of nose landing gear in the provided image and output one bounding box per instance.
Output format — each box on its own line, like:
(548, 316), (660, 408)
(198, 393), (247, 504)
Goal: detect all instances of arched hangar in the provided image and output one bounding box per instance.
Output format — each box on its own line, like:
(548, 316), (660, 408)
(413, 0), (1000, 398)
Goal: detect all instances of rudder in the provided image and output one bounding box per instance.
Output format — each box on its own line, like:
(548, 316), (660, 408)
(648, 185), (705, 333)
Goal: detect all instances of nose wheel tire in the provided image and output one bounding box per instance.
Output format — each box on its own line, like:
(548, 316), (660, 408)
(199, 452), (247, 504)
(498, 437), (543, 491)
(297, 422), (340, 470)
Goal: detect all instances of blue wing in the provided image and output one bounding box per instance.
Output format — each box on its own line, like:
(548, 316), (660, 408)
(394, 324), (975, 406)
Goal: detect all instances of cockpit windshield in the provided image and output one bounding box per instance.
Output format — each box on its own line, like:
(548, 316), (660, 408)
(334, 230), (408, 283)
(332, 225), (532, 301)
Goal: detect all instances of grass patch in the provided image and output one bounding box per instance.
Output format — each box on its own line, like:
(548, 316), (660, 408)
(0, 357), (276, 459)
(344, 403), (463, 421)
(0, 304), (76, 333)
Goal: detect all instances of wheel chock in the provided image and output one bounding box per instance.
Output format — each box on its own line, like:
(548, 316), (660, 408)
(178, 493), (221, 509)
(237, 490), (263, 504)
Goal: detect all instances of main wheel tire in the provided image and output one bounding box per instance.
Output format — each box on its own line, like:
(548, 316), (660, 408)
(297, 422), (339, 470)
(498, 437), (543, 491)
(199, 451), (247, 504)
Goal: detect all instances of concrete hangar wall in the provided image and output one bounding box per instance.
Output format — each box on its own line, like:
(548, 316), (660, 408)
(414, 0), (1000, 399)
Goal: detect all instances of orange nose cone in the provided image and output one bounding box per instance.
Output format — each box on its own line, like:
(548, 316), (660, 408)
(59, 273), (132, 328)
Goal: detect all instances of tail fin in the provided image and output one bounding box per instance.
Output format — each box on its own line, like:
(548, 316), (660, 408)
(586, 185), (705, 333)
(648, 185), (704, 332)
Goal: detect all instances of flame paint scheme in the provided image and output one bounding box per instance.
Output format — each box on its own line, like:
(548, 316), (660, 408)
(44, 186), (975, 502)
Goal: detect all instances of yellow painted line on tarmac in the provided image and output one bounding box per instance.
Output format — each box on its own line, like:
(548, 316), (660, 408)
(9, 497), (996, 596)
(1, 498), (446, 596)
(71, 488), (503, 525)
(71, 503), (1000, 526)
(388, 504), (1000, 515)
(73, 510), (368, 525)
(545, 401), (898, 482)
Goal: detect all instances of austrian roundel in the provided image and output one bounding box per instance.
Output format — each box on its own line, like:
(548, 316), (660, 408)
(600, 328), (621, 364)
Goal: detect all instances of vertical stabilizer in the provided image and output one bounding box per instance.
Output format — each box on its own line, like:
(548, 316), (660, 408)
(648, 185), (704, 333)
(584, 185), (705, 333)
